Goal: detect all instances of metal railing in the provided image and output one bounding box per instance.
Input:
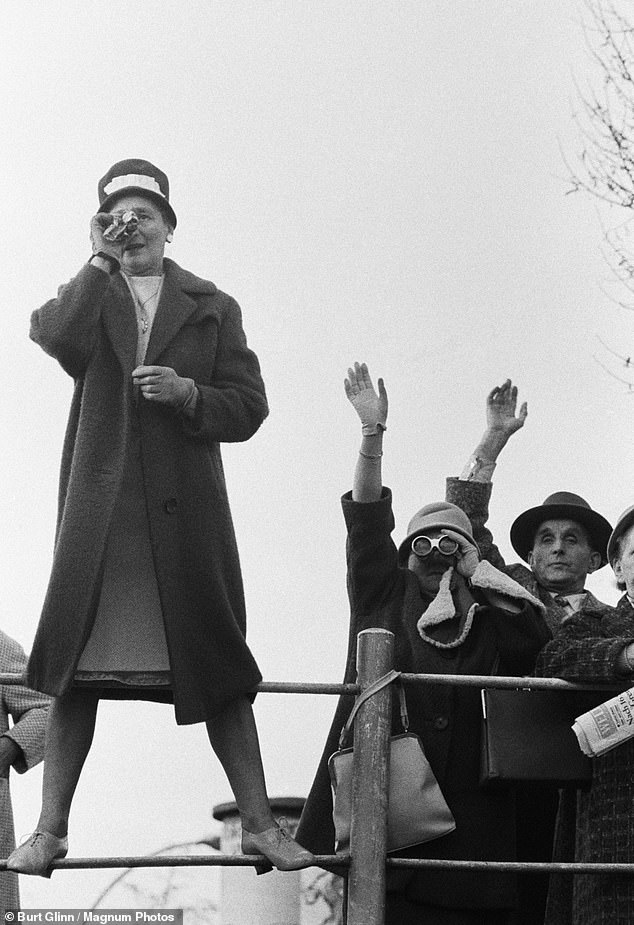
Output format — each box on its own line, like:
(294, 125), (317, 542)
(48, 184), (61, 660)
(1, 630), (631, 925)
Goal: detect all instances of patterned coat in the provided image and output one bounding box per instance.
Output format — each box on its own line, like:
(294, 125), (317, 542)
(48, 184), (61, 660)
(535, 595), (634, 925)
(27, 259), (268, 724)
(0, 631), (50, 912)
(296, 489), (550, 919)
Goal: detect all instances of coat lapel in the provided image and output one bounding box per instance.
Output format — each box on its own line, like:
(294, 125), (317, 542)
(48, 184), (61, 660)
(101, 275), (138, 374)
(144, 259), (217, 365)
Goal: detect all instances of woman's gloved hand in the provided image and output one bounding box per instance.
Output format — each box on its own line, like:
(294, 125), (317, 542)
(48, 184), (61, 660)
(89, 213), (127, 263)
(344, 361), (388, 435)
(132, 365), (195, 410)
(442, 528), (480, 579)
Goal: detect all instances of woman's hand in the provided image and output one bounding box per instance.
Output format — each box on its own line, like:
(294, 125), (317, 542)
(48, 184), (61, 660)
(89, 213), (126, 262)
(344, 362), (388, 435)
(132, 365), (194, 409)
(486, 379), (527, 438)
(442, 528), (479, 578)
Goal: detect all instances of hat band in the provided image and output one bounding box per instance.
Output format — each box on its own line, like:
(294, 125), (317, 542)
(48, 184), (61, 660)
(104, 174), (164, 198)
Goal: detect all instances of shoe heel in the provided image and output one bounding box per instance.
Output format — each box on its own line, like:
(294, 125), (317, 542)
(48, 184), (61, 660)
(254, 861), (273, 876)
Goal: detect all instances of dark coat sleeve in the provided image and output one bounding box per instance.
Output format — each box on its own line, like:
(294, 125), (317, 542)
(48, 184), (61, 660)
(30, 264), (112, 378)
(446, 477), (509, 571)
(297, 489), (403, 856)
(479, 597), (551, 675)
(180, 292), (268, 445)
(341, 488), (402, 623)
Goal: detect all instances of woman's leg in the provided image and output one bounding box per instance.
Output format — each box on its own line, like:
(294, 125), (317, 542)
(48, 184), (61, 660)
(37, 690), (99, 836)
(206, 696), (315, 871)
(7, 690), (98, 875)
(205, 696), (275, 833)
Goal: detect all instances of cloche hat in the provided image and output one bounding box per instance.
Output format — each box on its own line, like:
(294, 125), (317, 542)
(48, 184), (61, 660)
(607, 504), (634, 565)
(510, 491), (612, 566)
(97, 158), (177, 228)
(397, 501), (479, 565)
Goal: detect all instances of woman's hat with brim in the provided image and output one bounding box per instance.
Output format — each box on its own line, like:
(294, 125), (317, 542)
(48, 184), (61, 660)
(397, 501), (479, 565)
(607, 504), (634, 565)
(98, 158), (177, 228)
(510, 491), (612, 566)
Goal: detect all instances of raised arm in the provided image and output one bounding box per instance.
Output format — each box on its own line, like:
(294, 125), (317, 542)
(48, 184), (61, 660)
(30, 212), (129, 378)
(462, 379), (527, 481)
(447, 380), (527, 568)
(344, 362), (388, 503)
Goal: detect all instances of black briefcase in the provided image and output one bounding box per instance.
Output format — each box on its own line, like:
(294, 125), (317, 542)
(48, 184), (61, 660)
(480, 688), (593, 788)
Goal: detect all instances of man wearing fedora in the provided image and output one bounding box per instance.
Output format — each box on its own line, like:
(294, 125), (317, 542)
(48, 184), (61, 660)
(445, 379), (614, 925)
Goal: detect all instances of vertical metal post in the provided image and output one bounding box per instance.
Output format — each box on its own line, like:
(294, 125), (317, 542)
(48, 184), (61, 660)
(346, 628), (394, 925)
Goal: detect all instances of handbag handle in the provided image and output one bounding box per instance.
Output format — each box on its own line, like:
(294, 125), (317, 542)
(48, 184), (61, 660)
(338, 669), (408, 749)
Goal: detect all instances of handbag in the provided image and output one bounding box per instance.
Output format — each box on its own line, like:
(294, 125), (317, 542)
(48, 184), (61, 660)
(328, 669), (456, 853)
(480, 687), (593, 788)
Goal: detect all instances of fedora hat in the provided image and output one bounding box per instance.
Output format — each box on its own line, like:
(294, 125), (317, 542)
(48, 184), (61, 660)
(607, 504), (634, 565)
(397, 501), (479, 565)
(98, 158), (177, 228)
(510, 491), (612, 566)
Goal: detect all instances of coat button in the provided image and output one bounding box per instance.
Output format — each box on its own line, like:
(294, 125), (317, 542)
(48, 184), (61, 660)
(164, 497), (178, 514)
(433, 715), (449, 731)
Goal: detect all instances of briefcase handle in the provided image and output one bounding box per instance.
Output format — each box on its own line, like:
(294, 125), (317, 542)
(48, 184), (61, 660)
(338, 669), (408, 749)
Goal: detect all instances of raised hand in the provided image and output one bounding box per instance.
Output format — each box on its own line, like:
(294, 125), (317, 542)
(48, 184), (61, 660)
(89, 213), (126, 263)
(486, 380), (527, 437)
(344, 362), (388, 435)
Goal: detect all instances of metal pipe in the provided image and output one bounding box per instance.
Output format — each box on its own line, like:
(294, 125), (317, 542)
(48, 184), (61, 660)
(1, 853), (631, 876)
(0, 671), (615, 693)
(347, 628), (394, 925)
(399, 673), (616, 692)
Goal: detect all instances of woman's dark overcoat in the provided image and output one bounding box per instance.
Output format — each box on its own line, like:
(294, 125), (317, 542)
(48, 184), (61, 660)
(26, 258), (268, 725)
(535, 595), (634, 925)
(296, 488), (551, 919)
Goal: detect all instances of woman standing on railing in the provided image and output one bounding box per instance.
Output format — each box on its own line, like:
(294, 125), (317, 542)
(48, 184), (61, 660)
(7, 158), (314, 878)
(297, 362), (551, 925)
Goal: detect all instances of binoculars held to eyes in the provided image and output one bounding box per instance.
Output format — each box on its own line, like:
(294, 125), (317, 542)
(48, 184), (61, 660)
(411, 535), (460, 558)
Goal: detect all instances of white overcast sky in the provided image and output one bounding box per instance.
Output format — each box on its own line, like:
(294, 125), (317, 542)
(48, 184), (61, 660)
(2, 0), (634, 909)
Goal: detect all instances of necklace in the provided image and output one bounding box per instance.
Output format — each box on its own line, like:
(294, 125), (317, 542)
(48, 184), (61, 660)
(127, 278), (163, 334)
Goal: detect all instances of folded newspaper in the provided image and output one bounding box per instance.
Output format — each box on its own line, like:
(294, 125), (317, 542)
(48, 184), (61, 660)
(573, 687), (634, 757)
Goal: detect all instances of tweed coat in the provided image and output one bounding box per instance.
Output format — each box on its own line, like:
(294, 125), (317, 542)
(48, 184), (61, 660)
(296, 489), (550, 920)
(0, 631), (50, 912)
(534, 595), (634, 925)
(27, 259), (268, 724)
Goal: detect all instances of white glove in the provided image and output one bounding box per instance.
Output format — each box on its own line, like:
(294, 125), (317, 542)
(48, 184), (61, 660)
(344, 362), (388, 435)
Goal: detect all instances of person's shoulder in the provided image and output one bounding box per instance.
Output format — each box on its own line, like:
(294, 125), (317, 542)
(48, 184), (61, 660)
(582, 589), (618, 619)
(0, 630), (27, 672)
(503, 561), (537, 591)
(163, 259), (219, 297)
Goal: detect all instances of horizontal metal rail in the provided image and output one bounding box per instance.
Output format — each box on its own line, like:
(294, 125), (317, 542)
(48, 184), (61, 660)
(0, 672), (618, 693)
(1, 855), (632, 876)
(0, 854), (350, 872)
(399, 673), (617, 692)
(385, 859), (634, 875)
